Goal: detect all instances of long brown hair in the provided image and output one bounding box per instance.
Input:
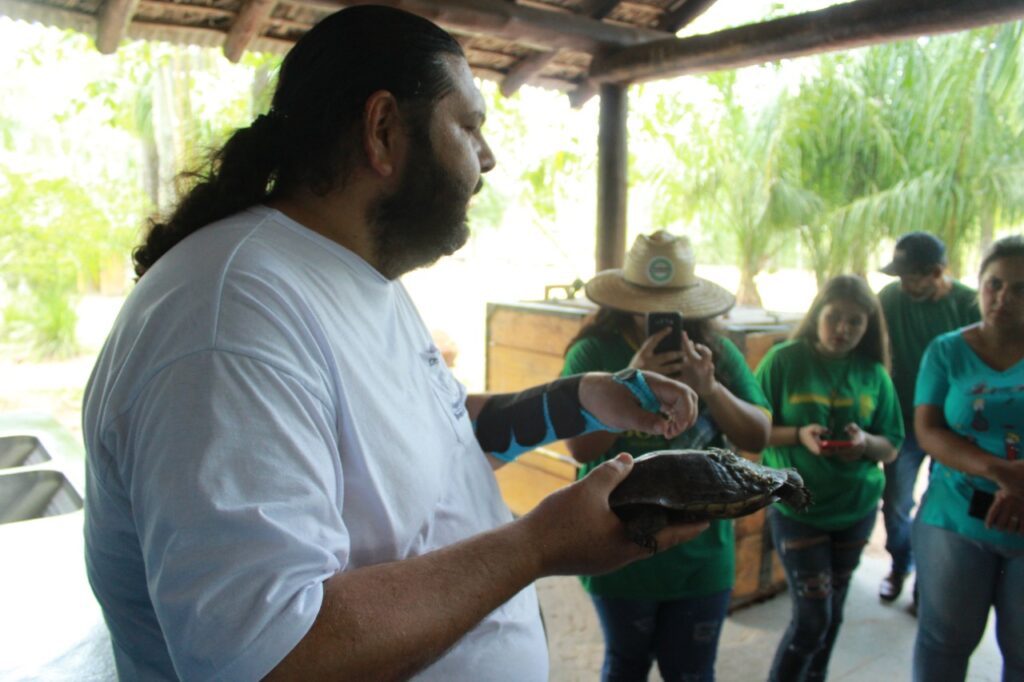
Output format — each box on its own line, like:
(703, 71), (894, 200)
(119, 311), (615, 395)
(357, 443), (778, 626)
(792, 274), (891, 371)
(566, 307), (729, 383)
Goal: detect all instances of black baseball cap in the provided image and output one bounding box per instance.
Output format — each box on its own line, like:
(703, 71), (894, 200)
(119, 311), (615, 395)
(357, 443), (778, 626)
(880, 232), (947, 276)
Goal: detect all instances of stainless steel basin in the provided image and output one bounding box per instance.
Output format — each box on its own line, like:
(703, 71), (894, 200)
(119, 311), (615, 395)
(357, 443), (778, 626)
(0, 470), (84, 524)
(0, 435), (52, 469)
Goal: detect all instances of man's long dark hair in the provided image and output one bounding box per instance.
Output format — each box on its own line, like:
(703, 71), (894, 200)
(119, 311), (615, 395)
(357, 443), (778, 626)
(132, 6), (464, 277)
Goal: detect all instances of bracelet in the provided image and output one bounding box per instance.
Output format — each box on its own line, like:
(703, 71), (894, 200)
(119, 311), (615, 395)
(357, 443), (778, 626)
(611, 368), (661, 413)
(795, 425), (804, 446)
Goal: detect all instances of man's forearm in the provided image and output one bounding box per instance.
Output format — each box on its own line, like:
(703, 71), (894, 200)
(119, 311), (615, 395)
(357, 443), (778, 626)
(266, 518), (540, 681)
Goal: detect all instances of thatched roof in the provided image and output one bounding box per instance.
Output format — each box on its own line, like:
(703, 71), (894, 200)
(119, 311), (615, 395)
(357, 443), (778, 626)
(2, 0), (1022, 106)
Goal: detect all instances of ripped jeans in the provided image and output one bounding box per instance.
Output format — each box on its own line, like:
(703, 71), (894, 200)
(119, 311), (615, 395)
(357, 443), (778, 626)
(766, 507), (877, 682)
(590, 589), (731, 682)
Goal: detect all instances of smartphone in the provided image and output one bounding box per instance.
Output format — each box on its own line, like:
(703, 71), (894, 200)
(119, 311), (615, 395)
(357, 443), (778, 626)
(968, 489), (995, 519)
(646, 311), (683, 354)
(820, 439), (854, 450)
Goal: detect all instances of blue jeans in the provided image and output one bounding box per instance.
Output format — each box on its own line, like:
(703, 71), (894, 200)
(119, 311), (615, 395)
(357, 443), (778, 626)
(767, 507), (876, 682)
(912, 521), (1024, 682)
(590, 590), (731, 682)
(882, 430), (928, 574)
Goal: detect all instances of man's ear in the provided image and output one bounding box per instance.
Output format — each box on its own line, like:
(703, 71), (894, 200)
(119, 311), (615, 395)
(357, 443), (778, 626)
(363, 90), (403, 178)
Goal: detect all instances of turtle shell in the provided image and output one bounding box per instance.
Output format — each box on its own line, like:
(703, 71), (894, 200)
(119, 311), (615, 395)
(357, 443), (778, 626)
(609, 448), (811, 551)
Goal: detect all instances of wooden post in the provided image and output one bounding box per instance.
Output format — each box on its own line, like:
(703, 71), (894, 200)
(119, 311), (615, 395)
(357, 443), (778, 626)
(596, 83), (627, 271)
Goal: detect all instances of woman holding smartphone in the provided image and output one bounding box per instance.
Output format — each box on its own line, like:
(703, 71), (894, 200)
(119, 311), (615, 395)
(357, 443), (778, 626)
(561, 231), (771, 682)
(912, 235), (1024, 682)
(755, 275), (903, 682)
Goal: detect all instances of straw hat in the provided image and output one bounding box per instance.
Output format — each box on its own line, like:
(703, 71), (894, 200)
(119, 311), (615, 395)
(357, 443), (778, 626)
(584, 231), (735, 318)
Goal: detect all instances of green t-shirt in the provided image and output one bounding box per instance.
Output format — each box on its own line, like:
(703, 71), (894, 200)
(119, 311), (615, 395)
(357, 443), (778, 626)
(879, 280), (979, 421)
(755, 339), (905, 530)
(561, 333), (772, 599)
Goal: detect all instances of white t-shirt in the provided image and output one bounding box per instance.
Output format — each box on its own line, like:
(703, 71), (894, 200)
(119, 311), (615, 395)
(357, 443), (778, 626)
(83, 206), (547, 681)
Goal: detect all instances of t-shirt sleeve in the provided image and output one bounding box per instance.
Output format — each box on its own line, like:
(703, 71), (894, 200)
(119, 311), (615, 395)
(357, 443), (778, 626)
(122, 350), (345, 681)
(915, 334), (952, 407)
(869, 366), (905, 449)
(719, 338), (772, 414)
(754, 344), (784, 418)
(562, 336), (610, 376)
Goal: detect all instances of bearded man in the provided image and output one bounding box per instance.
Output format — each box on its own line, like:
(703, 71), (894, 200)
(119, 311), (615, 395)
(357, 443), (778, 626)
(82, 6), (706, 680)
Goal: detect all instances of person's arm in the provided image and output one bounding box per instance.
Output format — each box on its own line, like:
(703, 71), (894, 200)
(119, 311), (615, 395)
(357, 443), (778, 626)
(916, 404), (1024, 497)
(468, 371), (699, 469)
(829, 423), (898, 464)
(680, 335), (770, 452)
(266, 455), (709, 680)
(768, 422), (828, 453)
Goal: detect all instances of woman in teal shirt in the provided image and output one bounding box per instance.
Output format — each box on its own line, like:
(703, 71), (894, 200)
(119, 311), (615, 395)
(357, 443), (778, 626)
(912, 235), (1024, 682)
(562, 231), (771, 682)
(756, 275), (903, 682)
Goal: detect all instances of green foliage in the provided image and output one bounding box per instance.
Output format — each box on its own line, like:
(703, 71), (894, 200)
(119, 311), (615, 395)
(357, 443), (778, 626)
(1, 23), (280, 355)
(632, 21), (1024, 298)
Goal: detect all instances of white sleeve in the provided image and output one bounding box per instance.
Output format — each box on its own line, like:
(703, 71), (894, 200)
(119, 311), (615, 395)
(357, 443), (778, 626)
(123, 348), (346, 681)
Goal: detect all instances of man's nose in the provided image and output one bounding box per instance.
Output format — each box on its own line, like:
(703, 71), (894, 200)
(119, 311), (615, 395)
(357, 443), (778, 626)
(479, 136), (496, 174)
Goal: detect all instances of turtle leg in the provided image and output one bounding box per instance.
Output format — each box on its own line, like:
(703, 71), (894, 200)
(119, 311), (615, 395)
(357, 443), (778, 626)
(624, 508), (667, 554)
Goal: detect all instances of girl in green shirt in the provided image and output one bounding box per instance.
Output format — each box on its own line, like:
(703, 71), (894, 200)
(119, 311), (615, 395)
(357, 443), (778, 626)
(756, 275), (904, 682)
(563, 231), (772, 682)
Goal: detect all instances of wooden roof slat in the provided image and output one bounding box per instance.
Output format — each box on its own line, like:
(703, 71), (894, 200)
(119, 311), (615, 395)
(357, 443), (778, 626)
(223, 0), (277, 62)
(338, 0), (671, 54)
(498, 0), (623, 97)
(591, 0), (1024, 84)
(657, 0), (717, 32)
(501, 50), (557, 95)
(96, 0), (140, 52)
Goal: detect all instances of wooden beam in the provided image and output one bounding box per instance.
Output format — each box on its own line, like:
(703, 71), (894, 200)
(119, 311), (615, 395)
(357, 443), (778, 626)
(658, 0), (719, 32)
(498, 0), (621, 97)
(591, 0), (1024, 85)
(224, 0), (277, 63)
(96, 0), (140, 53)
(336, 0), (670, 54)
(501, 51), (555, 96)
(596, 83), (628, 271)
(568, 80), (598, 109)
(576, 0), (620, 20)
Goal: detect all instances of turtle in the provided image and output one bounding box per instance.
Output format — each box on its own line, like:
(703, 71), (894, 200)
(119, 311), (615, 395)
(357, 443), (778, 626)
(609, 448), (812, 552)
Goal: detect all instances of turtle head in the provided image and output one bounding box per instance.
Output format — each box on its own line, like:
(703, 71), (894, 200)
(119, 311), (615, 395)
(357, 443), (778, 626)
(778, 468), (812, 511)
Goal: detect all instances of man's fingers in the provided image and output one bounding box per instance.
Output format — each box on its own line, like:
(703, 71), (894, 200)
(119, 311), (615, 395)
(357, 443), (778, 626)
(654, 521), (710, 551)
(584, 453), (634, 495)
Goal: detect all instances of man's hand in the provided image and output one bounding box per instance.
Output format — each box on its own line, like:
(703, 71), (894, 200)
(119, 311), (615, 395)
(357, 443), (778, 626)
(579, 371), (698, 440)
(519, 454), (709, 576)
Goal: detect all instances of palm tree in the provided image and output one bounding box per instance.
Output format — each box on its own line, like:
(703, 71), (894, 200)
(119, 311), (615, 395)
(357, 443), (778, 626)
(776, 23), (1024, 282)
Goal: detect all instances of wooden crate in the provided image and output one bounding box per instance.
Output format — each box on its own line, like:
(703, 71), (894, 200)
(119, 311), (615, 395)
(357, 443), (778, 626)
(485, 300), (798, 608)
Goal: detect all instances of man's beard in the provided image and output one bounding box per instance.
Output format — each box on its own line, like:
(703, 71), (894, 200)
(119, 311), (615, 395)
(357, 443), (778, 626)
(369, 129), (477, 280)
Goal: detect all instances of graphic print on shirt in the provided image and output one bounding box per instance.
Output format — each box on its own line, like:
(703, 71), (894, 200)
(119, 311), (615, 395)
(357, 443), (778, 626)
(1006, 431), (1020, 461)
(971, 398), (990, 432)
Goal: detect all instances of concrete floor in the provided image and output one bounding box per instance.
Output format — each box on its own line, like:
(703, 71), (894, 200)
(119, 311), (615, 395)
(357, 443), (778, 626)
(538, 530), (1004, 682)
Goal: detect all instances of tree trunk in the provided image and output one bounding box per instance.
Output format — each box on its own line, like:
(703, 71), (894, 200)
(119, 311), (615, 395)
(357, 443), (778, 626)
(735, 267), (763, 307)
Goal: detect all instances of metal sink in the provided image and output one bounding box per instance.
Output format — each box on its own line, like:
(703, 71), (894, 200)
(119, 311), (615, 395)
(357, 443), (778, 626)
(0, 469), (84, 524)
(0, 435), (52, 469)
